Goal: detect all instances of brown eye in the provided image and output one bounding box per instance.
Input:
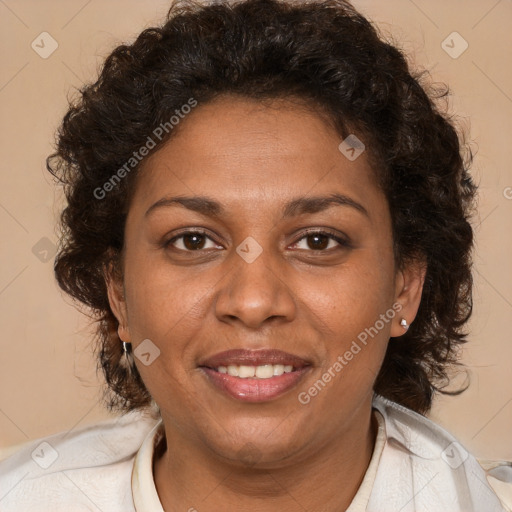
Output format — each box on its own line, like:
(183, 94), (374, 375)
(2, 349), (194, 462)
(182, 233), (206, 250)
(166, 231), (219, 251)
(291, 230), (349, 252)
(305, 233), (329, 250)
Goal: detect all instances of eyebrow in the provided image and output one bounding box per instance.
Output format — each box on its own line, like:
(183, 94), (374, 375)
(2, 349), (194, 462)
(145, 193), (369, 219)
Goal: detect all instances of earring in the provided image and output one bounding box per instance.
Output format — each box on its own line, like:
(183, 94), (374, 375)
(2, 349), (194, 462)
(400, 318), (409, 331)
(121, 340), (135, 375)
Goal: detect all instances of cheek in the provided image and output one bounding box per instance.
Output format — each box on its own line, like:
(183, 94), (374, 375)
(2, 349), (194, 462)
(300, 255), (395, 388)
(306, 254), (395, 331)
(122, 259), (205, 397)
(123, 246), (224, 353)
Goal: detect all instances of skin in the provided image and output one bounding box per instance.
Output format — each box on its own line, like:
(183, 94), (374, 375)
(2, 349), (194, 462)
(107, 94), (426, 512)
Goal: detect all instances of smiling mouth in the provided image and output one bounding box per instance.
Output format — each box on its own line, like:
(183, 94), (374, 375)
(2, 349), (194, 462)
(198, 365), (312, 402)
(201, 363), (303, 379)
(197, 348), (312, 401)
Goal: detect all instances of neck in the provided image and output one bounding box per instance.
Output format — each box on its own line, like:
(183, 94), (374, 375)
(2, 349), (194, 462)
(153, 400), (377, 512)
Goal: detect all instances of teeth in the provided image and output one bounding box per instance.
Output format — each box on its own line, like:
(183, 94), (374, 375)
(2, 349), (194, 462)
(216, 364), (296, 379)
(238, 365), (255, 378)
(273, 364), (285, 375)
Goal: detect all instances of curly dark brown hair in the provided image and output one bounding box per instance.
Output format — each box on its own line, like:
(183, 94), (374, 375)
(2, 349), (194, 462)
(47, 0), (475, 415)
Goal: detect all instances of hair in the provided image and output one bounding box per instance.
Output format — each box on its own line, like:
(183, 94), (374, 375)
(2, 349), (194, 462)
(47, 0), (475, 415)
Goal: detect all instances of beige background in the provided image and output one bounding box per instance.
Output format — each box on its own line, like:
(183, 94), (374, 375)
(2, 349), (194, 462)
(0, 0), (511, 461)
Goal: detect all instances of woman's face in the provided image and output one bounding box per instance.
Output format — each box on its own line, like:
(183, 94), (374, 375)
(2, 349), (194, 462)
(108, 95), (423, 466)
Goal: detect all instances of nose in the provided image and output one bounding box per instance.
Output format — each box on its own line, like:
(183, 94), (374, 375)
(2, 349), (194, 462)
(214, 242), (297, 329)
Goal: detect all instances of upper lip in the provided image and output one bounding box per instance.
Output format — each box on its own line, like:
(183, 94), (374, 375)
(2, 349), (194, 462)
(199, 349), (311, 369)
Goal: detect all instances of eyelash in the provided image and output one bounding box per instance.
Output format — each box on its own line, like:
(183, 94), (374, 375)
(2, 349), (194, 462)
(164, 228), (350, 253)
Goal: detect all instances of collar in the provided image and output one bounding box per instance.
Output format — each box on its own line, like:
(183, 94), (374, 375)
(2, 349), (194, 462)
(371, 393), (449, 459)
(131, 418), (165, 512)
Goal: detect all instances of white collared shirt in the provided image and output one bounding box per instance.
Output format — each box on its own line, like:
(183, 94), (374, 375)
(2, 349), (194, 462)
(1, 393), (510, 511)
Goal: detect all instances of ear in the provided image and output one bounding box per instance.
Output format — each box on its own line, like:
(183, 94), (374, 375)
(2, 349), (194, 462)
(105, 262), (131, 343)
(390, 257), (427, 338)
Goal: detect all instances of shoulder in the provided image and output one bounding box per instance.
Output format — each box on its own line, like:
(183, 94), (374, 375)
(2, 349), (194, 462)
(370, 393), (510, 512)
(0, 409), (160, 512)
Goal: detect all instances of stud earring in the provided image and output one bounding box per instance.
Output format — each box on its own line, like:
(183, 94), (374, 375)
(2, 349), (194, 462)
(400, 318), (409, 331)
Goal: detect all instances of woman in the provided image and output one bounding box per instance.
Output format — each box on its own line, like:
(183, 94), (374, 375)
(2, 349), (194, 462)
(0, 0), (510, 510)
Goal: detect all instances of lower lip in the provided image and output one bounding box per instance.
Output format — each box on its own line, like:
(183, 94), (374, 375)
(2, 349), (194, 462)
(199, 367), (311, 402)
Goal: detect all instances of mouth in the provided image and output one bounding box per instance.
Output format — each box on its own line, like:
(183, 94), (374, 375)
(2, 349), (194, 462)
(199, 366), (311, 402)
(198, 349), (312, 402)
(198, 348), (311, 370)
(201, 363), (302, 378)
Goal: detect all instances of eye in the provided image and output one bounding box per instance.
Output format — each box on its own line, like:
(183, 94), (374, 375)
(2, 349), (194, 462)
(164, 228), (350, 253)
(290, 230), (349, 252)
(165, 230), (221, 251)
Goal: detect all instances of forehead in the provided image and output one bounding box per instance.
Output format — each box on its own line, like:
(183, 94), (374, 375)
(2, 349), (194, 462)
(131, 95), (384, 218)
